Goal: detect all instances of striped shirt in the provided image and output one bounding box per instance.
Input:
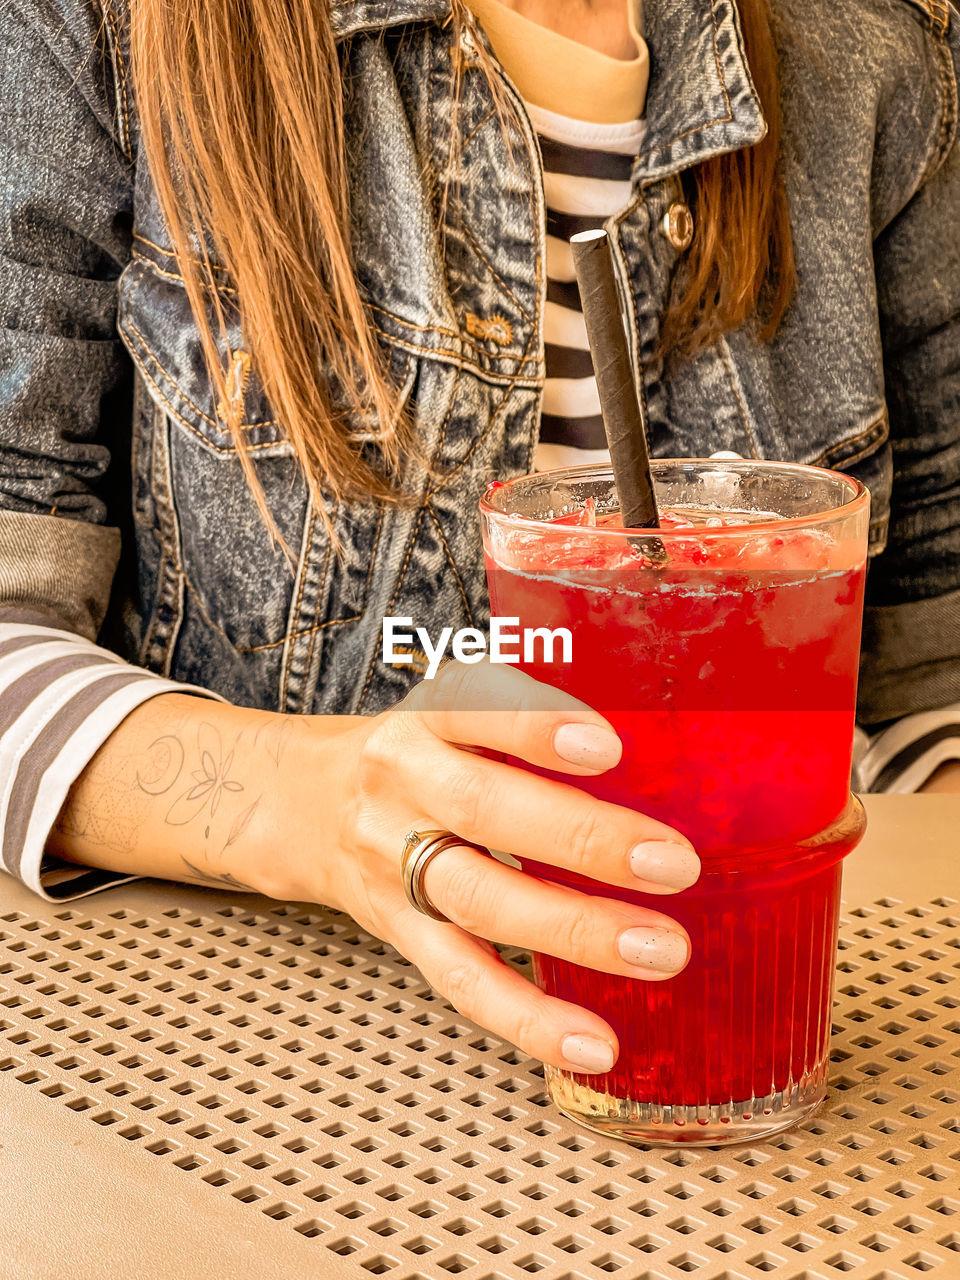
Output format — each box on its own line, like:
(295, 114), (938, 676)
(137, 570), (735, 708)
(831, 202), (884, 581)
(532, 105), (645, 472)
(0, 611), (219, 900)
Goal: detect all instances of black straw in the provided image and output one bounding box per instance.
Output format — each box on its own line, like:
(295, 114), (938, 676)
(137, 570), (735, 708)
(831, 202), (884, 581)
(570, 229), (662, 541)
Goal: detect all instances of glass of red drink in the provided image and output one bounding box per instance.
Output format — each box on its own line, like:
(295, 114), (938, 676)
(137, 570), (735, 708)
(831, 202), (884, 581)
(480, 459), (870, 1145)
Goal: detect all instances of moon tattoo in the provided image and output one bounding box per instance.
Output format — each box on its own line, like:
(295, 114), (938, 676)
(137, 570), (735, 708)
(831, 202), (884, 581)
(136, 735), (186, 796)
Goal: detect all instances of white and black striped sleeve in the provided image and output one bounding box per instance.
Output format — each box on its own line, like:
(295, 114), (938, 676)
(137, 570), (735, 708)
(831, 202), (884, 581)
(857, 703), (960, 793)
(0, 611), (222, 901)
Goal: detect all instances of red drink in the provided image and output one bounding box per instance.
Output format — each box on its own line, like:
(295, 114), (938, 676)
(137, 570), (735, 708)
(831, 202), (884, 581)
(481, 461), (869, 1144)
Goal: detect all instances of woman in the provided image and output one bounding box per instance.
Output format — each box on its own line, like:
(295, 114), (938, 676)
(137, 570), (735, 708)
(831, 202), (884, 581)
(1, 0), (958, 1077)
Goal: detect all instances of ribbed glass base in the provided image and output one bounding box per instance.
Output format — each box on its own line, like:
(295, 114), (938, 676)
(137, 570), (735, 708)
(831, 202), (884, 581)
(546, 1060), (828, 1146)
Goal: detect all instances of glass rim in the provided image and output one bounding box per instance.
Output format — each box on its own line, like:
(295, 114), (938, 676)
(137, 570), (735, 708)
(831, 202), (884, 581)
(480, 458), (870, 539)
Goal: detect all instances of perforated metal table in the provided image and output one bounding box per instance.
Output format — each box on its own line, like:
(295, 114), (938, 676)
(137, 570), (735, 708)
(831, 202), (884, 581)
(0, 795), (957, 1280)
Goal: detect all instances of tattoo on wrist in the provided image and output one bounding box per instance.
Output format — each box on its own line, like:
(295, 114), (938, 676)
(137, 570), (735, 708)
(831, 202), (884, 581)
(135, 735), (185, 796)
(180, 856), (256, 892)
(252, 715), (293, 768)
(60, 709), (288, 863)
(162, 722), (244, 836)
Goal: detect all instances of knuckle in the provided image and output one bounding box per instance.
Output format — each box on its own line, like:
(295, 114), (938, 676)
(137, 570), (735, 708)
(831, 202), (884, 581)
(443, 763), (487, 834)
(551, 904), (601, 965)
(428, 656), (470, 705)
(400, 677), (433, 714)
(437, 858), (491, 936)
(358, 717), (395, 778)
(562, 805), (609, 876)
(349, 799), (383, 855)
(358, 711), (417, 784)
(509, 1004), (547, 1053)
(439, 958), (481, 1017)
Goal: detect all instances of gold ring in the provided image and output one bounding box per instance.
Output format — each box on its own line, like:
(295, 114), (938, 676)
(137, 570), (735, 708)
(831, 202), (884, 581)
(400, 829), (488, 923)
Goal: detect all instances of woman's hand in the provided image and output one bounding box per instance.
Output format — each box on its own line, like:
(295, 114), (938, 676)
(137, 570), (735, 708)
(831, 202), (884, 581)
(52, 663), (699, 1077)
(267, 660), (700, 1077)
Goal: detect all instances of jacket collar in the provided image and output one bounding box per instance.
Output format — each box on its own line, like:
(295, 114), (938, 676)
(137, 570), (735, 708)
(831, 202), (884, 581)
(330, 0), (451, 41)
(331, 0), (766, 176)
(633, 0), (767, 181)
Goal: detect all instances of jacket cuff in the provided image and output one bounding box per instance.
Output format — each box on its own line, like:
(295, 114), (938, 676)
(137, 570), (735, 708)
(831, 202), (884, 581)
(0, 511), (121, 641)
(20, 672), (223, 902)
(858, 587), (960, 725)
(0, 619), (224, 903)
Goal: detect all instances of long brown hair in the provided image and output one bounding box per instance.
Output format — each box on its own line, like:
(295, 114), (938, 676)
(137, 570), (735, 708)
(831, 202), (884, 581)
(662, 0), (795, 354)
(129, 0), (794, 520)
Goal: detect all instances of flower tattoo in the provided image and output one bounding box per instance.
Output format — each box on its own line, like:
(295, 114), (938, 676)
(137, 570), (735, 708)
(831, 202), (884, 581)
(166, 723), (244, 828)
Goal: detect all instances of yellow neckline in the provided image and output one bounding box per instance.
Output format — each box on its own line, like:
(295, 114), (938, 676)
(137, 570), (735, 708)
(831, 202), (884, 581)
(466, 0), (649, 124)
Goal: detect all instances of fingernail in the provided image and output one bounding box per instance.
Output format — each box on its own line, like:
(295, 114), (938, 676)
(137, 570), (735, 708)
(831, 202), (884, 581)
(560, 1033), (616, 1074)
(618, 927), (689, 973)
(629, 841), (701, 891)
(553, 723), (622, 770)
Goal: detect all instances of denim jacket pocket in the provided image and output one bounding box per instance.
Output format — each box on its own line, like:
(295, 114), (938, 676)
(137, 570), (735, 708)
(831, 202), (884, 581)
(119, 243), (422, 670)
(117, 247), (292, 458)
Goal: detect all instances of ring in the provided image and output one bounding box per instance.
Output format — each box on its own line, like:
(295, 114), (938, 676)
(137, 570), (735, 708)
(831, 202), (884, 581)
(400, 828), (489, 923)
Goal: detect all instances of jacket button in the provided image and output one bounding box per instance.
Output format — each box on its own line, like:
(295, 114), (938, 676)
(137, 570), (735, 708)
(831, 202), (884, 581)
(661, 202), (694, 251)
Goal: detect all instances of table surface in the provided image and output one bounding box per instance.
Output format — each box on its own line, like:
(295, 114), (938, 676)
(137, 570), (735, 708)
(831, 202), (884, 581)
(0, 795), (957, 1280)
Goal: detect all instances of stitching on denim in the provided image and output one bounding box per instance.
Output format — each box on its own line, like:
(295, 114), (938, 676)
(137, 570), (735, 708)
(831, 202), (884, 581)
(134, 233), (533, 371)
(133, 244), (539, 378)
(132, 248), (239, 297)
(923, 0), (951, 38)
(373, 330), (539, 387)
(124, 316), (283, 439)
(369, 308), (533, 371)
(280, 503), (319, 707)
(131, 257), (535, 409)
(133, 233), (233, 282)
(428, 364), (535, 496)
(425, 365), (464, 492)
(811, 408), (889, 468)
(139, 402), (184, 674)
(830, 432), (891, 472)
(428, 201), (546, 493)
(100, 0), (131, 160)
(138, 401), (169, 667)
(426, 502), (475, 626)
(431, 114), (545, 493)
(426, 291), (541, 496)
(367, 331), (481, 369)
(902, 1), (957, 189)
(364, 299), (460, 339)
(458, 221), (534, 325)
(719, 341), (761, 460)
(635, 0), (734, 165)
(246, 507), (384, 654)
(240, 614), (361, 654)
(609, 196), (645, 392)
(361, 502), (386, 599)
(122, 328), (284, 454)
(358, 507), (426, 710)
(300, 501), (339, 708)
(926, 34), (958, 183)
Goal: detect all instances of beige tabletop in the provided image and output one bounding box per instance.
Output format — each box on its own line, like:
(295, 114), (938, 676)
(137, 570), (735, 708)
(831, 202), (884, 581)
(0, 794), (957, 1280)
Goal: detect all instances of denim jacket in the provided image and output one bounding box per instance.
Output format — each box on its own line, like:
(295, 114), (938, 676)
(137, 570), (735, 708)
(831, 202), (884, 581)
(2, 0), (959, 725)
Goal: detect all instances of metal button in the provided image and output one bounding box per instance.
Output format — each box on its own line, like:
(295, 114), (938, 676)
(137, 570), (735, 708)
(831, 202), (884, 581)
(662, 202), (694, 251)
